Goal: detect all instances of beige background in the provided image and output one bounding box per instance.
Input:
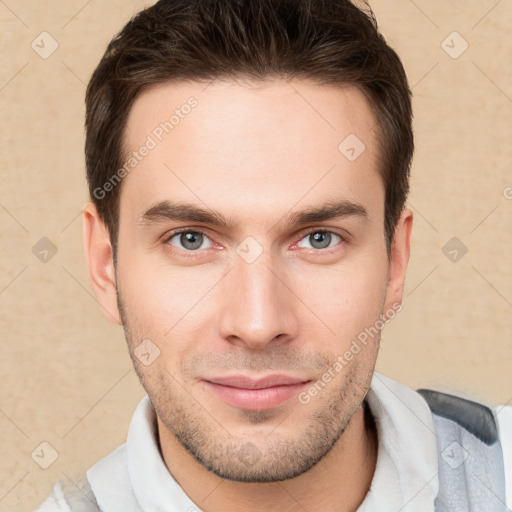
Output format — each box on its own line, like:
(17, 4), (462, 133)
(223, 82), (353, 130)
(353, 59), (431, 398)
(1, 1), (511, 510)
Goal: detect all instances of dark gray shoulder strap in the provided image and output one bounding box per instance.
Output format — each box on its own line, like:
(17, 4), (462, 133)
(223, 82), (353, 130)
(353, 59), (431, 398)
(417, 388), (507, 512)
(418, 388), (499, 444)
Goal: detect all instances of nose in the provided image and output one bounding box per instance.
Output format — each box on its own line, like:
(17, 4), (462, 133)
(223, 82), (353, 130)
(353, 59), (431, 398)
(217, 252), (299, 350)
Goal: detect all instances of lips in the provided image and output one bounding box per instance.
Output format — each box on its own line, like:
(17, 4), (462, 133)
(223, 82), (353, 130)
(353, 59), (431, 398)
(203, 374), (311, 411)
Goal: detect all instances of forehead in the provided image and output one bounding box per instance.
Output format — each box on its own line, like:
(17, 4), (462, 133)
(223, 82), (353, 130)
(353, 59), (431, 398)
(120, 79), (382, 223)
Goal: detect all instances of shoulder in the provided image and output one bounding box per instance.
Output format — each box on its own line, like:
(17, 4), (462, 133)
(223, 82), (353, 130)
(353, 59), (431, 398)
(495, 403), (512, 504)
(417, 388), (512, 508)
(417, 388), (511, 446)
(495, 403), (512, 437)
(417, 388), (500, 444)
(35, 478), (99, 512)
(35, 480), (71, 512)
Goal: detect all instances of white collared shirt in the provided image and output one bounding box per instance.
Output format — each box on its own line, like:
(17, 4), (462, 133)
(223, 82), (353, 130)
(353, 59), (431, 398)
(36, 372), (512, 511)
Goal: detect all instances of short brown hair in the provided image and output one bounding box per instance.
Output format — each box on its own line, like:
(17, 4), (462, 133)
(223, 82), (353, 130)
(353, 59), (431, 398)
(85, 0), (413, 260)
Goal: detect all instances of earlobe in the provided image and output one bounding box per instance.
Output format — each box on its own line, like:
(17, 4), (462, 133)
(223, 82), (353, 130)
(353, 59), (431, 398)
(384, 208), (413, 313)
(82, 201), (122, 325)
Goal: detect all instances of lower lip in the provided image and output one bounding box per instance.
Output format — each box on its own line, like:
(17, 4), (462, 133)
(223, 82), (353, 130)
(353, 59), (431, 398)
(204, 381), (311, 411)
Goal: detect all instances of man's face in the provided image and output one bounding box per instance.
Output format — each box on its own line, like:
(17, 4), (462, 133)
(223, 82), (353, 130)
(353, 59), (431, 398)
(109, 79), (407, 481)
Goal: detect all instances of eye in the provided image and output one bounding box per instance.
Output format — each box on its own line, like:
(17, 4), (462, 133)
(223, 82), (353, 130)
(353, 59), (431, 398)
(166, 230), (213, 251)
(296, 230), (342, 250)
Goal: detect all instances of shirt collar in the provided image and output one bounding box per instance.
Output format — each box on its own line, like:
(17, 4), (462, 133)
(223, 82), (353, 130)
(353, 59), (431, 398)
(357, 372), (439, 511)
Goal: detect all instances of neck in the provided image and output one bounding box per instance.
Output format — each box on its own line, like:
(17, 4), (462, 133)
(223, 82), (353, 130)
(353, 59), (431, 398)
(157, 401), (378, 512)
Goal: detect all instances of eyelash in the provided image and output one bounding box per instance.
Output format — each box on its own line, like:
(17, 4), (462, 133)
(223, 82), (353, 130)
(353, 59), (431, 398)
(163, 228), (347, 259)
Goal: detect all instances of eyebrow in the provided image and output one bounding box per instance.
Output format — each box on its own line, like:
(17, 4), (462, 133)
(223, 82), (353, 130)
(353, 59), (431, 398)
(137, 199), (369, 230)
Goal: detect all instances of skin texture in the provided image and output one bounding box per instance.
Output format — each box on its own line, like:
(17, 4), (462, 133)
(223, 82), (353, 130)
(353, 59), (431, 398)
(83, 78), (413, 512)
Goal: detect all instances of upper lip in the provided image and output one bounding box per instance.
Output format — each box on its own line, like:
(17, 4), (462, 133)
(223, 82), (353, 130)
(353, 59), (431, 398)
(204, 375), (310, 390)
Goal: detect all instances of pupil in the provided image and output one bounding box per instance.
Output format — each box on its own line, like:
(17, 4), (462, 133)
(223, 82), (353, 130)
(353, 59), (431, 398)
(181, 232), (202, 250)
(311, 232), (331, 249)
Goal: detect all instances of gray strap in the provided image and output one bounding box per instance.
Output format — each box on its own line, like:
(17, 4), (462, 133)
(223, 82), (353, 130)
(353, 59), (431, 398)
(418, 389), (507, 511)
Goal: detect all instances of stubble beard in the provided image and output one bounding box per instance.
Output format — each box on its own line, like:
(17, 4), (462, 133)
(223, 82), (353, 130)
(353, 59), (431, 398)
(116, 285), (377, 483)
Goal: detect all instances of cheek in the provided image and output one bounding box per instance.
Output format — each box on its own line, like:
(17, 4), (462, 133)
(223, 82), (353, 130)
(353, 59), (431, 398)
(117, 260), (223, 354)
(119, 254), (211, 313)
(291, 258), (388, 341)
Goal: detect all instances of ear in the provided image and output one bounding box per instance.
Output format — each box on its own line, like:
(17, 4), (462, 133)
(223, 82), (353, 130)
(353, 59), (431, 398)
(383, 208), (413, 315)
(82, 201), (122, 325)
